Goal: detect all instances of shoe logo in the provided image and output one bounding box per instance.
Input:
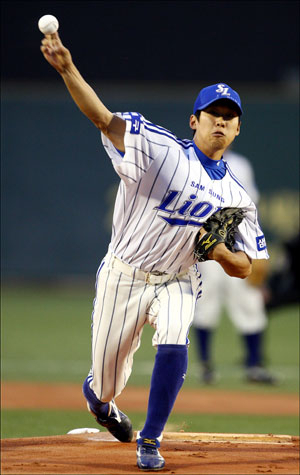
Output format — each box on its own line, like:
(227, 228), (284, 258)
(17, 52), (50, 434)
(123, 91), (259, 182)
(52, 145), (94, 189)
(115, 411), (121, 423)
(110, 401), (122, 423)
(143, 438), (156, 445)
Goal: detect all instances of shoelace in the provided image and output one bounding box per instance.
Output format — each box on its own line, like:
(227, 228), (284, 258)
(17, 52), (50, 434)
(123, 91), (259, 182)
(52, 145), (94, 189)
(140, 446), (158, 454)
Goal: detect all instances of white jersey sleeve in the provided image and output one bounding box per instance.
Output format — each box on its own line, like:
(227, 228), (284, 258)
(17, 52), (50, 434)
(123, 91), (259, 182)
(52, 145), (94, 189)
(234, 206), (269, 259)
(101, 112), (165, 185)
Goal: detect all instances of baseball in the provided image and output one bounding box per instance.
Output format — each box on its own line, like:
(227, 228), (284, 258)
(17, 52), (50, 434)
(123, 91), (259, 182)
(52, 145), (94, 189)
(38, 15), (59, 35)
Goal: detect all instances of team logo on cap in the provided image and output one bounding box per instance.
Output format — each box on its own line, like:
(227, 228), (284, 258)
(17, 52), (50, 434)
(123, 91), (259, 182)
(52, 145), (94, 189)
(216, 84), (231, 96)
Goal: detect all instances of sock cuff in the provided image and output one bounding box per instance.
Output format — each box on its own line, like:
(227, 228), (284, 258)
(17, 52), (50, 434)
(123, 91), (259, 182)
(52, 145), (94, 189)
(157, 344), (187, 353)
(82, 377), (109, 416)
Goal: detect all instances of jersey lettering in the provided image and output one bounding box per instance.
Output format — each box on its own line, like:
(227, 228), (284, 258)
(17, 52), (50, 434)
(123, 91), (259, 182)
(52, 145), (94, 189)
(178, 194), (197, 215)
(256, 235), (267, 251)
(190, 201), (213, 218)
(154, 190), (180, 213)
(130, 113), (141, 134)
(208, 189), (225, 203)
(190, 181), (205, 191)
(155, 190), (215, 226)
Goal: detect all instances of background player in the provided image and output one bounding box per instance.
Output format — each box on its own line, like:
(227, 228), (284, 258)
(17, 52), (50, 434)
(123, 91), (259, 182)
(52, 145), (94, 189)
(265, 232), (300, 310)
(40, 31), (269, 471)
(193, 150), (277, 384)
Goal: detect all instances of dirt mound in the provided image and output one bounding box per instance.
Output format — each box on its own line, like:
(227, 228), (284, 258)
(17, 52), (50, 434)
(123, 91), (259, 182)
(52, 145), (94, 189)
(2, 382), (299, 473)
(1, 432), (299, 474)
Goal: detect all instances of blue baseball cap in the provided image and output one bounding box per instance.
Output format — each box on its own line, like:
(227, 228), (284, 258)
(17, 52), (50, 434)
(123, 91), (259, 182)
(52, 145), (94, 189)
(193, 83), (243, 115)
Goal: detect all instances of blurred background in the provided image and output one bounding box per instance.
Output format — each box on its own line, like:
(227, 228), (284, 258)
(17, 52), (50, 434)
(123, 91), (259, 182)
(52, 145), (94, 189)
(1, 0), (299, 438)
(2, 0), (299, 280)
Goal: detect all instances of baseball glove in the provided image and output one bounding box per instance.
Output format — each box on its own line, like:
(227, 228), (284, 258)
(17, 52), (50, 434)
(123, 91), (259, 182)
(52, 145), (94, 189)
(194, 207), (245, 262)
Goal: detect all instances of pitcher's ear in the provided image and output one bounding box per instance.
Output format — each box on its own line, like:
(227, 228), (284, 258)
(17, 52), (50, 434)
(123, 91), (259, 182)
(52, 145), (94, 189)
(189, 114), (198, 130)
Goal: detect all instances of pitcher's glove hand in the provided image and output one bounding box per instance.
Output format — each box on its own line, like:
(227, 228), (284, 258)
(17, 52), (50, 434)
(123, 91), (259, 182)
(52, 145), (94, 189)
(194, 207), (245, 262)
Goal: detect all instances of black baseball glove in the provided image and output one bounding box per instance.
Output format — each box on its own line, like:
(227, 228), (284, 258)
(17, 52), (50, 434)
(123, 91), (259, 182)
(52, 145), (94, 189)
(194, 207), (245, 262)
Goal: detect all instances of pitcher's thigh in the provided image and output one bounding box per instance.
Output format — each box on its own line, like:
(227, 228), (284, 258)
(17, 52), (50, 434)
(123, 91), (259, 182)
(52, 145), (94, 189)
(151, 275), (196, 345)
(91, 268), (147, 401)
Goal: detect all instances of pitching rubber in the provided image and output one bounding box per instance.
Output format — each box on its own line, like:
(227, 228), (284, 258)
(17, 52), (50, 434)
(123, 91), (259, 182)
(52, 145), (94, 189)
(159, 431), (296, 445)
(66, 430), (297, 445)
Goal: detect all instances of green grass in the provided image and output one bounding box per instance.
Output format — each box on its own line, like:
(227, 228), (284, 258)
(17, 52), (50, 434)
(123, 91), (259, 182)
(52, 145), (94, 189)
(1, 285), (299, 440)
(1, 409), (298, 439)
(1, 285), (93, 381)
(1, 285), (299, 392)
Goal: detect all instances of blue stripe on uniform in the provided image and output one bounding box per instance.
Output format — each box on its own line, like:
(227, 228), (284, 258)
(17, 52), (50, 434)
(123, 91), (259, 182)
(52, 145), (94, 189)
(121, 146), (170, 259)
(125, 283), (148, 382)
(145, 134), (192, 153)
(164, 283), (171, 344)
(167, 231), (194, 270)
(113, 273), (135, 395)
(114, 179), (143, 252)
(137, 150), (181, 268)
(144, 123), (193, 149)
(175, 278), (184, 344)
(125, 144), (156, 161)
(147, 150), (191, 271)
(100, 272), (122, 400)
(122, 159), (147, 173)
(144, 120), (192, 147)
(92, 267), (111, 379)
(226, 164), (247, 191)
(118, 172), (137, 183)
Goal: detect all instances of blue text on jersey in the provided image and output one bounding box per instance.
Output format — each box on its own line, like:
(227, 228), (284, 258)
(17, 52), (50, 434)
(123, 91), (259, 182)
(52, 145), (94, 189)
(155, 190), (215, 227)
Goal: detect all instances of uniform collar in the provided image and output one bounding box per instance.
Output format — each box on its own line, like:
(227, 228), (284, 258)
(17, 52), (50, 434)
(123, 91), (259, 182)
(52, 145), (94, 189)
(192, 141), (225, 169)
(192, 141), (226, 180)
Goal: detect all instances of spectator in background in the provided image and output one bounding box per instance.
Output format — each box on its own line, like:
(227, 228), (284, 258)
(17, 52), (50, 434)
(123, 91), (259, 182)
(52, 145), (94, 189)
(193, 149), (277, 384)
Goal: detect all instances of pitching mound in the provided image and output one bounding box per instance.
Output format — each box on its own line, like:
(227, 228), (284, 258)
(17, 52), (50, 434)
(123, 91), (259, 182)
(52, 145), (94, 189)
(1, 431), (299, 474)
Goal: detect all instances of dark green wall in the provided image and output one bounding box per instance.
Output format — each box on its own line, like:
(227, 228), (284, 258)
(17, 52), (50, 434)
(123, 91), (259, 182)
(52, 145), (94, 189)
(2, 84), (299, 277)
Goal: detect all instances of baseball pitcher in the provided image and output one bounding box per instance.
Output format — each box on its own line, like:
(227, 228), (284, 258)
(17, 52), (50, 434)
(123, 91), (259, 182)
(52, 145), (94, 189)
(40, 32), (269, 471)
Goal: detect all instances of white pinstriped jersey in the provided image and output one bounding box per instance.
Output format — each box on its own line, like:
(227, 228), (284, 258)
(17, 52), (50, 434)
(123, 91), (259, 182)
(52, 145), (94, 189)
(101, 112), (269, 273)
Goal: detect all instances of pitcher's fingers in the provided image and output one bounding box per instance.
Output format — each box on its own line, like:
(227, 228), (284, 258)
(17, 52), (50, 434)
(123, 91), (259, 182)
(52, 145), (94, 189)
(44, 33), (54, 47)
(50, 31), (61, 43)
(41, 37), (51, 46)
(40, 45), (50, 55)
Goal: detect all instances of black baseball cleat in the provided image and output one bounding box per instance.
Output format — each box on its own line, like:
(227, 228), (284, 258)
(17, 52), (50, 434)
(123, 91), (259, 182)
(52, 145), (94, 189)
(87, 400), (133, 442)
(246, 366), (278, 385)
(201, 362), (216, 384)
(136, 436), (165, 471)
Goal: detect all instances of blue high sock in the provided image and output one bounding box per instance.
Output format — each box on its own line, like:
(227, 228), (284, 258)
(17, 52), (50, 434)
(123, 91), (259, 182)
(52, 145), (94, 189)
(140, 344), (188, 439)
(82, 377), (109, 418)
(243, 332), (263, 367)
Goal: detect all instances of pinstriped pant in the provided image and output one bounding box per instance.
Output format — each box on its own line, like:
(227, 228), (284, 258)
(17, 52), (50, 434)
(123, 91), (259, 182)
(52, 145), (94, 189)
(87, 252), (201, 402)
